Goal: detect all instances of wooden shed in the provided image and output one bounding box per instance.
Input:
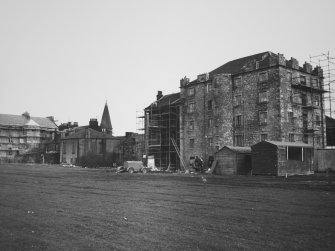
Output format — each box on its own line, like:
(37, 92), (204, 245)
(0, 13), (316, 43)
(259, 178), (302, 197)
(213, 146), (252, 175)
(251, 141), (314, 176)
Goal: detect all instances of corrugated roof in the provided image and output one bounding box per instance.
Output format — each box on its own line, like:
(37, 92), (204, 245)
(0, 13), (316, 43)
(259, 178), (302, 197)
(0, 113), (57, 129)
(217, 146), (252, 153)
(257, 141), (313, 148)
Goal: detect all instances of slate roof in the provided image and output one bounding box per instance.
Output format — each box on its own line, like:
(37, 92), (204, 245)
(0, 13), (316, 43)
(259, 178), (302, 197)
(63, 127), (114, 139)
(100, 103), (113, 131)
(0, 113), (57, 129)
(146, 92), (181, 109)
(209, 51), (274, 76)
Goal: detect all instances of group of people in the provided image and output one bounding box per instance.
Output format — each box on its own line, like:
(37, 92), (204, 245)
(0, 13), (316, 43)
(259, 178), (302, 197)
(189, 156), (204, 173)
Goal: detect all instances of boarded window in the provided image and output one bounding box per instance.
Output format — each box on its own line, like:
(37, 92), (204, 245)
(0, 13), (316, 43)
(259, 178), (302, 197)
(287, 71), (292, 81)
(287, 147), (302, 161)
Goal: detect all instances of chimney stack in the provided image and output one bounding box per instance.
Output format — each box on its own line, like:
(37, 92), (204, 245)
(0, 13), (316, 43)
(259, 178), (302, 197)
(156, 91), (163, 100)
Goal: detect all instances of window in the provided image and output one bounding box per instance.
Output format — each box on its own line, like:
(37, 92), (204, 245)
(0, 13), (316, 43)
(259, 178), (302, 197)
(19, 138), (25, 144)
(207, 137), (213, 147)
(207, 100), (213, 110)
(259, 91), (268, 103)
(8, 137), (13, 143)
(188, 103), (195, 113)
(287, 71), (292, 82)
(188, 87), (195, 97)
(234, 95), (242, 106)
(189, 139), (195, 148)
(235, 115), (242, 127)
(235, 135), (243, 146)
(293, 93), (302, 104)
(208, 118), (213, 128)
(259, 72), (268, 82)
(287, 147), (302, 161)
(189, 120), (194, 130)
(259, 112), (267, 125)
(303, 135), (308, 144)
(315, 136), (321, 145)
(260, 134), (268, 141)
(8, 148), (12, 155)
(99, 140), (103, 154)
(207, 83), (212, 93)
(255, 61), (259, 69)
(289, 133), (295, 142)
(63, 143), (66, 154)
(313, 95), (320, 106)
(300, 75), (306, 85)
(315, 115), (321, 126)
(288, 112), (295, 124)
(72, 141), (75, 154)
(234, 77), (242, 89)
(312, 79), (319, 88)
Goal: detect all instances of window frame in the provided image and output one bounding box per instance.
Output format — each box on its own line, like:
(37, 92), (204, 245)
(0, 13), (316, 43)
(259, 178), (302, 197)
(188, 87), (195, 97)
(259, 111), (268, 125)
(187, 103), (195, 113)
(258, 91), (268, 103)
(259, 71), (268, 82)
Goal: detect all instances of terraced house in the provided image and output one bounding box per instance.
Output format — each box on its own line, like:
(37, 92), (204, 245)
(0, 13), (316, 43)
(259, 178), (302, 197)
(180, 52), (325, 167)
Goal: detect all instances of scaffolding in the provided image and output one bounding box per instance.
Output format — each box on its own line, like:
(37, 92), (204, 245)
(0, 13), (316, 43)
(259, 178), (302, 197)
(144, 95), (181, 170)
(310, 52), (335, 118)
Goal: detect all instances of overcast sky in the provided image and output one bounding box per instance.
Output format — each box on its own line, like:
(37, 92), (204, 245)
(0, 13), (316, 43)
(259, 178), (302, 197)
(1, 0), (335, 135)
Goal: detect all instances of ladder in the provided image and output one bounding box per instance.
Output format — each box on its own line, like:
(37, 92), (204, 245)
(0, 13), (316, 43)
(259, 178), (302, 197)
(171, 138), (186, 171)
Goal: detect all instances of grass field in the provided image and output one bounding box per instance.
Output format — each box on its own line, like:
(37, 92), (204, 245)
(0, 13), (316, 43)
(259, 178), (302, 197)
(0, 164), (334, 250)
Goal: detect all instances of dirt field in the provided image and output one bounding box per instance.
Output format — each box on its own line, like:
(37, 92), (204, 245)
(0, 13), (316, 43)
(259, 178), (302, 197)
(0, 164), (334, 250)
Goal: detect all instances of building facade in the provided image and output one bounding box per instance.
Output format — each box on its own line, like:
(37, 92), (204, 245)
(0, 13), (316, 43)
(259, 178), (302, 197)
(180, 52), (325, 167)
(0, 112), (58, 163)
(144, 91), (181, 169)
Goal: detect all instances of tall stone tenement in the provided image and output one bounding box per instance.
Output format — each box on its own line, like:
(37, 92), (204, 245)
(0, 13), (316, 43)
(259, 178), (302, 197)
(179, 52), (325, 167)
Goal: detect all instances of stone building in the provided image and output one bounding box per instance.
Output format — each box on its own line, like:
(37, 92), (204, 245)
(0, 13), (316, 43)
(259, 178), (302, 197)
(0, 112), (58, 163)
(144, 91), (181, 169)
(180, 52), (325, 167)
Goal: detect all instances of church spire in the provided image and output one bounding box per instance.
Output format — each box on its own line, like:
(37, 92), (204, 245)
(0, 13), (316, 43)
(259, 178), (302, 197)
(100, 102), (113, 134)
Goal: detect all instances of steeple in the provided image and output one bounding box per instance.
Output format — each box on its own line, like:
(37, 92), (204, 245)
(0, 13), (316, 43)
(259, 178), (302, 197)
(100, 102), (113, 134)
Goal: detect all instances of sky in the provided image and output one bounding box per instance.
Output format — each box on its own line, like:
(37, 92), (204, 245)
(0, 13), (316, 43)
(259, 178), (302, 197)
(1, 0), (335, 135)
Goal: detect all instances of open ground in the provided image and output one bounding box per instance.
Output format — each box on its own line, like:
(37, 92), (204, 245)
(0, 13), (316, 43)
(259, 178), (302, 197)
(0, 164), (335, 250)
